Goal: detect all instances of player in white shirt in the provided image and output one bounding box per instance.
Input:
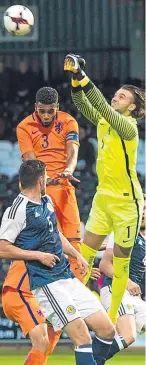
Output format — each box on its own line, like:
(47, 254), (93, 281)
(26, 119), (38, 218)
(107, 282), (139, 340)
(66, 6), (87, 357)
(99, 199), (146, 360)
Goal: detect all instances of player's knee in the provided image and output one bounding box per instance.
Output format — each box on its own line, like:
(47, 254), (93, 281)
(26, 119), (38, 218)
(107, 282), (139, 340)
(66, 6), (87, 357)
(99, 325), (115, 339)
(95, 320), (115, 339)
(29, 324), (49, 353)
(123, 333), (136, 345)
(32, 333), (49, 353)
(66, 318), (92, 346)
(74, 322), (92, 346)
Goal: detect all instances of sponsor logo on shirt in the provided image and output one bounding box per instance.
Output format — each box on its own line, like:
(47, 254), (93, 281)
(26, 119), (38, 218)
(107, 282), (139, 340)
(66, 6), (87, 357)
(32, 130), (39, 134)
(35, 212), (40, 218)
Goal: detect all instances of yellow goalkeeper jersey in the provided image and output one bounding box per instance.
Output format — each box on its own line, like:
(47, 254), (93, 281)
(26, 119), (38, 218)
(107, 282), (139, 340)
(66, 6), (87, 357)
(72, 82), (143, 201)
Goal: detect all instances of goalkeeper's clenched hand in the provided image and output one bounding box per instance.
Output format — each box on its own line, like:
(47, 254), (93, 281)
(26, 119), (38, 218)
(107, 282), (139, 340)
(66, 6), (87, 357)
(64, 54), (86, 74)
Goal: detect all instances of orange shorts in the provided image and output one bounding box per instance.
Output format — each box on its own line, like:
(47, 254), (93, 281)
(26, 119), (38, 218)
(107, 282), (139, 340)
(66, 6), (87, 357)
(2, 287), (45, 337)
(46, 184), (81, 239)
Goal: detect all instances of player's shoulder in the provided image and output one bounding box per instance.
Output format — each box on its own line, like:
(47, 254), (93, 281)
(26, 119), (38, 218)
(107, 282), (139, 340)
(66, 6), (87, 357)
(136, 233), (146, 247)
(127, 116), (137, 126)
(42, 195), (54, 210)
(57, 111), (77, 124)
(4, 193), (28, 222)
(17, 113), (35, 130)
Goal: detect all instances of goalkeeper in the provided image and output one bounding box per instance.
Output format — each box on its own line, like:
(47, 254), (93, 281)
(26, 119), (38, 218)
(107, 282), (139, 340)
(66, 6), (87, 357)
(64, 54), (145, 325)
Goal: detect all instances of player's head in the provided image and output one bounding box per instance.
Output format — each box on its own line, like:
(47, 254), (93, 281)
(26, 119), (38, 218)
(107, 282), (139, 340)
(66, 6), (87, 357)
(111, 85), (145, 119)
(35, 87), (59, 127)
(140, 194), (146, 231)
(19, 160), (46, 196)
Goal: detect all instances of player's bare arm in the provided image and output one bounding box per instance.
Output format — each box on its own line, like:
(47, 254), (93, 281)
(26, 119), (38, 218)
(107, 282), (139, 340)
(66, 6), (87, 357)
(99, 249), (114, 278)
(57, 142), (80, 183)
(127, 279), (141, 296)
(0, 239), (59, 268)
(59, 232), (88, 276)
(90, 267), (101, 280)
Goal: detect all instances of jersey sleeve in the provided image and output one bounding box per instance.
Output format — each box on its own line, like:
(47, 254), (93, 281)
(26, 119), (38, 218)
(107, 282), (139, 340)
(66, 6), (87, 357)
(65, 117), (80, 146)
(0, 206), (26, 243)
(16, 124), (35, 157)
(71, 87), (102, 127)
(77, 80), (137, 140)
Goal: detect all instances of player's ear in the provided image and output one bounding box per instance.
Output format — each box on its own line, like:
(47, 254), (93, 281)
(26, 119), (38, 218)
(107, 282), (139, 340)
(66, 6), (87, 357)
(128, 103), (136, 112)
(39, 175), (43, 187)
(35, 103), (37, 111)
(57, 103), (59, 111)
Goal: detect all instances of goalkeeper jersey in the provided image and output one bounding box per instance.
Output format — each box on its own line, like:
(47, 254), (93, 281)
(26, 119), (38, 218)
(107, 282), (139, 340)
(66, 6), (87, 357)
(72, 82), (143, 200)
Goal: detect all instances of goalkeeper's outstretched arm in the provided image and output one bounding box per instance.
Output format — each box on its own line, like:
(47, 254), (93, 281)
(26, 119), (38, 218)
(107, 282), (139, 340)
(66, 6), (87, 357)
(71, 83), (102, 127)
(72, 78), (137, 141)
(64, 53), (137, 140)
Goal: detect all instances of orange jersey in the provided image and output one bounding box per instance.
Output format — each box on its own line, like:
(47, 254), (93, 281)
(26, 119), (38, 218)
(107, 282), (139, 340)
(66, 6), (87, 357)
(16, 111), (79, 178)
(3, 260), (30, 293)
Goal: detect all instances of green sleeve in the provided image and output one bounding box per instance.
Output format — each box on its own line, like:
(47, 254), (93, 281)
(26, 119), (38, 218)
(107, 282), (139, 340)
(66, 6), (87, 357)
(81, 81), (137, 140)
(71, 87), (102, 127)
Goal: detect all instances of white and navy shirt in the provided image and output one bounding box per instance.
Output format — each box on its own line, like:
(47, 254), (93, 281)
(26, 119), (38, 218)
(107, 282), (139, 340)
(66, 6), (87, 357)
(0, 193), (73, 290)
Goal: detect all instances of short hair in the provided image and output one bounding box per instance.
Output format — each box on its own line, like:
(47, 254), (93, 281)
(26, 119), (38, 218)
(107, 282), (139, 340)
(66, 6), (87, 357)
(19, 160), (46, 189)
(36, 87), (58, 105)
(121, 85), (145, 119)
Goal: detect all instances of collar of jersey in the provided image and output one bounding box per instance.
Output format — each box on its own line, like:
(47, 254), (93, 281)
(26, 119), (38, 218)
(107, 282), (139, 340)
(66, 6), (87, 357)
(20, 192), (41, 205)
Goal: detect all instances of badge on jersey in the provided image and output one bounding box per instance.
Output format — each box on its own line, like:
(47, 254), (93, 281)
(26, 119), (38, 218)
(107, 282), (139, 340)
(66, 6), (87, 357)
(47, 202), (54, 212)
(55, 121), (63, 134)
(66, 305), (76, 315)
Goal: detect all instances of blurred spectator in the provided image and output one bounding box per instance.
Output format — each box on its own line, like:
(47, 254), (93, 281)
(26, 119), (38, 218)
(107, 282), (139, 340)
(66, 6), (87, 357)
(77, 124), (96, 174)
(14, 60), (36, 102)
(0, 117), (7, 139)
(0, 62), (10, 102)
(136, 139), (145, 178)
(32, 59), (45, 92)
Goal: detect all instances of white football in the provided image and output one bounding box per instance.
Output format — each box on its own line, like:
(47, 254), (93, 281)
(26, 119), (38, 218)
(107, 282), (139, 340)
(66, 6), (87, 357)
(4, 5), (34, 36)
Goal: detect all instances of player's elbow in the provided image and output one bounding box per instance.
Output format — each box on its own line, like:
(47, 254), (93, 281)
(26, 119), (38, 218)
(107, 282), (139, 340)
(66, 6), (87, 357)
(0, 240), (9, 257)
(122, 128), (137, 141)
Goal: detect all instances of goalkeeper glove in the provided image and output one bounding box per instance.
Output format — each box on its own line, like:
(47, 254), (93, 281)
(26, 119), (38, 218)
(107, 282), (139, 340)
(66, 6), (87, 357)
(64, 54), (86, 80)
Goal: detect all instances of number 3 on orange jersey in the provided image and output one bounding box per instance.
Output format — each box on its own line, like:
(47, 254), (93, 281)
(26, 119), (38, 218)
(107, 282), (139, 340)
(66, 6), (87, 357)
(42, 134), (49, 148)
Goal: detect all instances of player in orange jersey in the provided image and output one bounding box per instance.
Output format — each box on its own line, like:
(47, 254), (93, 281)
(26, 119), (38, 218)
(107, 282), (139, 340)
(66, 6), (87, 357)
(16, 86), (82, 281)
(2, 261), (61, 365)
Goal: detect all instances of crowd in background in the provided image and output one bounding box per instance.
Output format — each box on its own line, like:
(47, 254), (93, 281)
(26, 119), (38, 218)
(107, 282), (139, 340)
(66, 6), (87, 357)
(0, 59), (145, 284)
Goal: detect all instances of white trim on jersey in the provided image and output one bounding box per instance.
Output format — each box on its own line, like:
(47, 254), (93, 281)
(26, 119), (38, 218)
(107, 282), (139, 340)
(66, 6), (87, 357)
(0, 194), (27, 243)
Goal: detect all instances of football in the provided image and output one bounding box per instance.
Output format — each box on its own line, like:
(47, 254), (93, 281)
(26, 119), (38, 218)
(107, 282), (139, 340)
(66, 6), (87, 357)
(4, 5), (34, 36)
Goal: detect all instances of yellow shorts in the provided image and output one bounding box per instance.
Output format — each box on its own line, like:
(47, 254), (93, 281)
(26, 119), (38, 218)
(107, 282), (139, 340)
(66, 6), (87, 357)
(85, 193), (144, 247)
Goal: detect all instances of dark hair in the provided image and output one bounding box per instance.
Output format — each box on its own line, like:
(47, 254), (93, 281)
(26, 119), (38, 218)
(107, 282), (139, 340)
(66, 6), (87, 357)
(121, 85), (145, 119)
(36, 87), (58, 105)
(19, 160), (46, 189)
